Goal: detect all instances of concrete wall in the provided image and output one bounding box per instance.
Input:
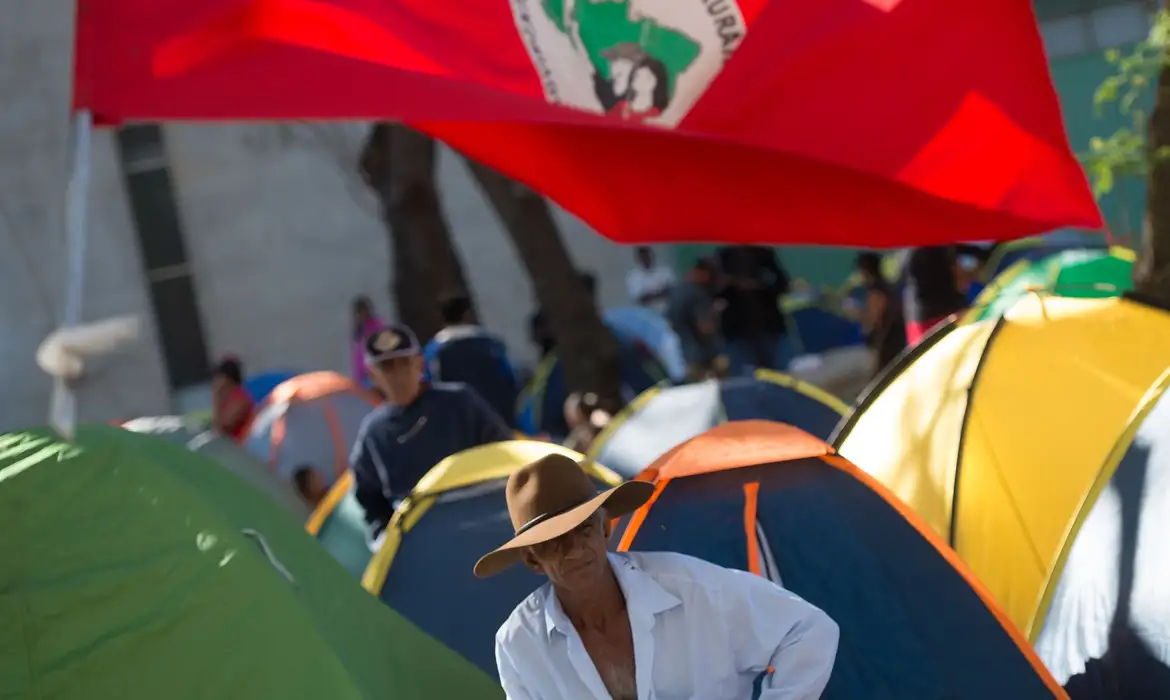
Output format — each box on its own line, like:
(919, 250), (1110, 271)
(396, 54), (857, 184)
(0, 0), (645, 431)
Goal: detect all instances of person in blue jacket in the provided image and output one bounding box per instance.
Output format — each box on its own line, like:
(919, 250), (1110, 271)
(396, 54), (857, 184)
(423, 294), (519, 428)
(351, 324), (513, 543)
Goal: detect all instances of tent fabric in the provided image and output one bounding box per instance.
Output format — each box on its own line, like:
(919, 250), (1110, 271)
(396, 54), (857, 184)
(307, 441), (620, 581)
(0, 425), (501, 699)
(245, 371), (378, 486)
(781, 299), (865, 355)
(588, 371), (847, 478)
(359, 442), (621, 676)
(832, 294), (1170, 640)
(517, 336), (669, 438)
(604, 306), (688, 382)
(73, 0), (1101, 247)
(968, 247), (1135, 323)
(121, 415), (310, 519)
(614, 422), (1067, 698)
(244, 369), (301, 403)
(1033, 370), (1170, 697)
(982, 231), (1109, 281)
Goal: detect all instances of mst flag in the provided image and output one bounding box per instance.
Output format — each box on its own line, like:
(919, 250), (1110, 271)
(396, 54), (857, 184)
(74, 0), (1103, 246)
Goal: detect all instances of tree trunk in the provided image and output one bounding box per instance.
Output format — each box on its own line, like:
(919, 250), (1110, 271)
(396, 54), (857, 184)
(359, 124), (478, 341)
(463, 159), (624, 409)
(1138, 22), (1170, 304)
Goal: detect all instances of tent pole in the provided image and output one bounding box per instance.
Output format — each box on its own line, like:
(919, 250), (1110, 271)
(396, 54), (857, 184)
(49, 109), (94, 440)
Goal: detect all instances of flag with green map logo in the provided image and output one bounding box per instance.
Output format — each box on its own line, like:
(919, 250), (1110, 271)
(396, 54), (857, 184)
(78, 0), (1102, 246)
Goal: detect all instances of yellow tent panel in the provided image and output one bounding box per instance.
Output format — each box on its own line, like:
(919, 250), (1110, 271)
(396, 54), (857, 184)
(834, 321), (996, 537)
(834, 294), (1170, 638)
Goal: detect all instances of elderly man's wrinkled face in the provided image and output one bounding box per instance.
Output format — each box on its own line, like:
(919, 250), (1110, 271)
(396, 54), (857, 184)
(522, 512), (611, 591)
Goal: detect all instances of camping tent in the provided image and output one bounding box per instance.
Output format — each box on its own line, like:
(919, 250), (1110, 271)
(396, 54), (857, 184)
(1032, 368), (1170, 697)
(0, 425), (501, 699)
(831, 293), (1170, 642)
(245, 369), (301, 403)
(604, 306), (688, 382)
(361, 441), (622, 676)
(982, 230), (1108, 281)
(516, 336), (669, 438)
(781, 298), (865, 356)
(588, 371), (848, 478)
(245, 371), (378, 487)
(967, 247), (1135, 323)
(613, 420), (1067, 698)
(122, 415), (310, 519)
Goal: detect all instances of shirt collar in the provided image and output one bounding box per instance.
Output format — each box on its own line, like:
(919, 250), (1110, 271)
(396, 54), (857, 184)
(542, 552), (681, 639)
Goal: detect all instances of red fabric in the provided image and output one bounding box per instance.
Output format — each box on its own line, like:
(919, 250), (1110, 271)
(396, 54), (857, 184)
(73, 0), (1102, 246)
(905, 314), (951, 346)
(218, 385), (255, 442)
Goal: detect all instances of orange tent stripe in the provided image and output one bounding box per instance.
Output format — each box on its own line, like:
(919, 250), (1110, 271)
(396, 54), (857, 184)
(616, 478), (671, 552)
(743, 481), (762, 576)
(322, 401), (348, 479)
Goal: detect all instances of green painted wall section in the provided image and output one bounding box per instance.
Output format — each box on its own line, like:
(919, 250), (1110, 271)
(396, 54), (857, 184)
(672, 42), (1149, 286)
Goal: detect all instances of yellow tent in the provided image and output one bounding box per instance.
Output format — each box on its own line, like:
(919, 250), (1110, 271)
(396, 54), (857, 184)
(832, 294), (1170, 639)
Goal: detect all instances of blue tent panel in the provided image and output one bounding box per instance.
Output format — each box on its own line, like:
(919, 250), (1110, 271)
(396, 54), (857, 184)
(1035, 381), (1170, 698)
(244, 370), (300, 403)
(620, 459), (1060, 698)
(787, 306), (864, 355)
(378, 482), (540, 676)
(718, 378), (842, 440)
(594, 378), (844, 479)
(536, 340), (668, 438)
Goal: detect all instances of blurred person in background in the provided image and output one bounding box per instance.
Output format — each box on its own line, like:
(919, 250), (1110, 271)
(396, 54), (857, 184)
(350, 296), (385, 388)
(529, 271), (600, 359)
(291, 464), (330, 508)
(903, 246), (967, 345)
(424, 293), (519, 428)
(211, 356), (254, 442)
(626, 246), (676, 314)
(562, 391), (616, 453)
(855, 252), (907, 371)
(668, 257), (727, 381)
(716, 245), (791, 374)
(351, 325), (513, 543)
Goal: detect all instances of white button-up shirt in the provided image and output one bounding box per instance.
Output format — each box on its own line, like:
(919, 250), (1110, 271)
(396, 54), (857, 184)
(495, 552), (839, 699)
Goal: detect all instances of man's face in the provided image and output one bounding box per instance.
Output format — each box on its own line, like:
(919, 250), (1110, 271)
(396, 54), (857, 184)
(636, 247), (653, 268)
(523, 512), (611, 592)
(611, 58), (635, 96)
(371, 355), (423, 404)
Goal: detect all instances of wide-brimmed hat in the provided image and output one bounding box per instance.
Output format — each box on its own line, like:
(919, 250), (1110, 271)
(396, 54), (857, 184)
(473, 454), (654, 578)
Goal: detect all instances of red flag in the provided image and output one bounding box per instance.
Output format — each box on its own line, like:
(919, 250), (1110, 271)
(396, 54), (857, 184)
(74, 0), (1103, 246)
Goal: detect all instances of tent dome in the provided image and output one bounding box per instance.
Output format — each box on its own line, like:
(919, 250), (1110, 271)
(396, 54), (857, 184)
(588, 371), (847, 478)
(360, 441), (622, 675)
(614, 420), (1066, 698)
(245, 371), (378, 488)
(0, 425), (499, 699)
(832, 293), (1170, 644)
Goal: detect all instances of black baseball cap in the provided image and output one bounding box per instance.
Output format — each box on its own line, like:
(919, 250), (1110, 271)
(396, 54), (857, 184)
(364, 324), (420, 366)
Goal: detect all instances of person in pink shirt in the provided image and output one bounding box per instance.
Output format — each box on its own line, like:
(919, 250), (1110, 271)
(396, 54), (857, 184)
(350, 296), (384, 388)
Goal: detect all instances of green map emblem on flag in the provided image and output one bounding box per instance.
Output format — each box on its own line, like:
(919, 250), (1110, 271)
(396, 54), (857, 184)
(510, 0), (749, 128)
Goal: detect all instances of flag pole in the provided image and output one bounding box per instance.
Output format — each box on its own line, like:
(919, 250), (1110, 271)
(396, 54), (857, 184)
(48, 109), (94, 440)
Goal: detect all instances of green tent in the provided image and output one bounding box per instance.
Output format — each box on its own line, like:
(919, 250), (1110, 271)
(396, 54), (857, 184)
(0, 425), (502, 699)
(967, 247), (1136, 323)
(121, 415), (311, 520)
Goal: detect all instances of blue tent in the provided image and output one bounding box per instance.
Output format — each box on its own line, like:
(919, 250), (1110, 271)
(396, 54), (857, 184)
(588, 372), (847, 479)
(245, 370), (301, 403)
(516, 336), (669, 438)
(360, 442), (622, 676)
(1033, 369), (1170, 698)
(615, 421), (1067, 698)
(604, 306), (687, 382)
(782, 300), (865, 356)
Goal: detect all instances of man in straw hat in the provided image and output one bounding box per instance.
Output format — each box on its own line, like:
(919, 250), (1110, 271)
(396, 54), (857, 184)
(477, 454), (838, 699)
